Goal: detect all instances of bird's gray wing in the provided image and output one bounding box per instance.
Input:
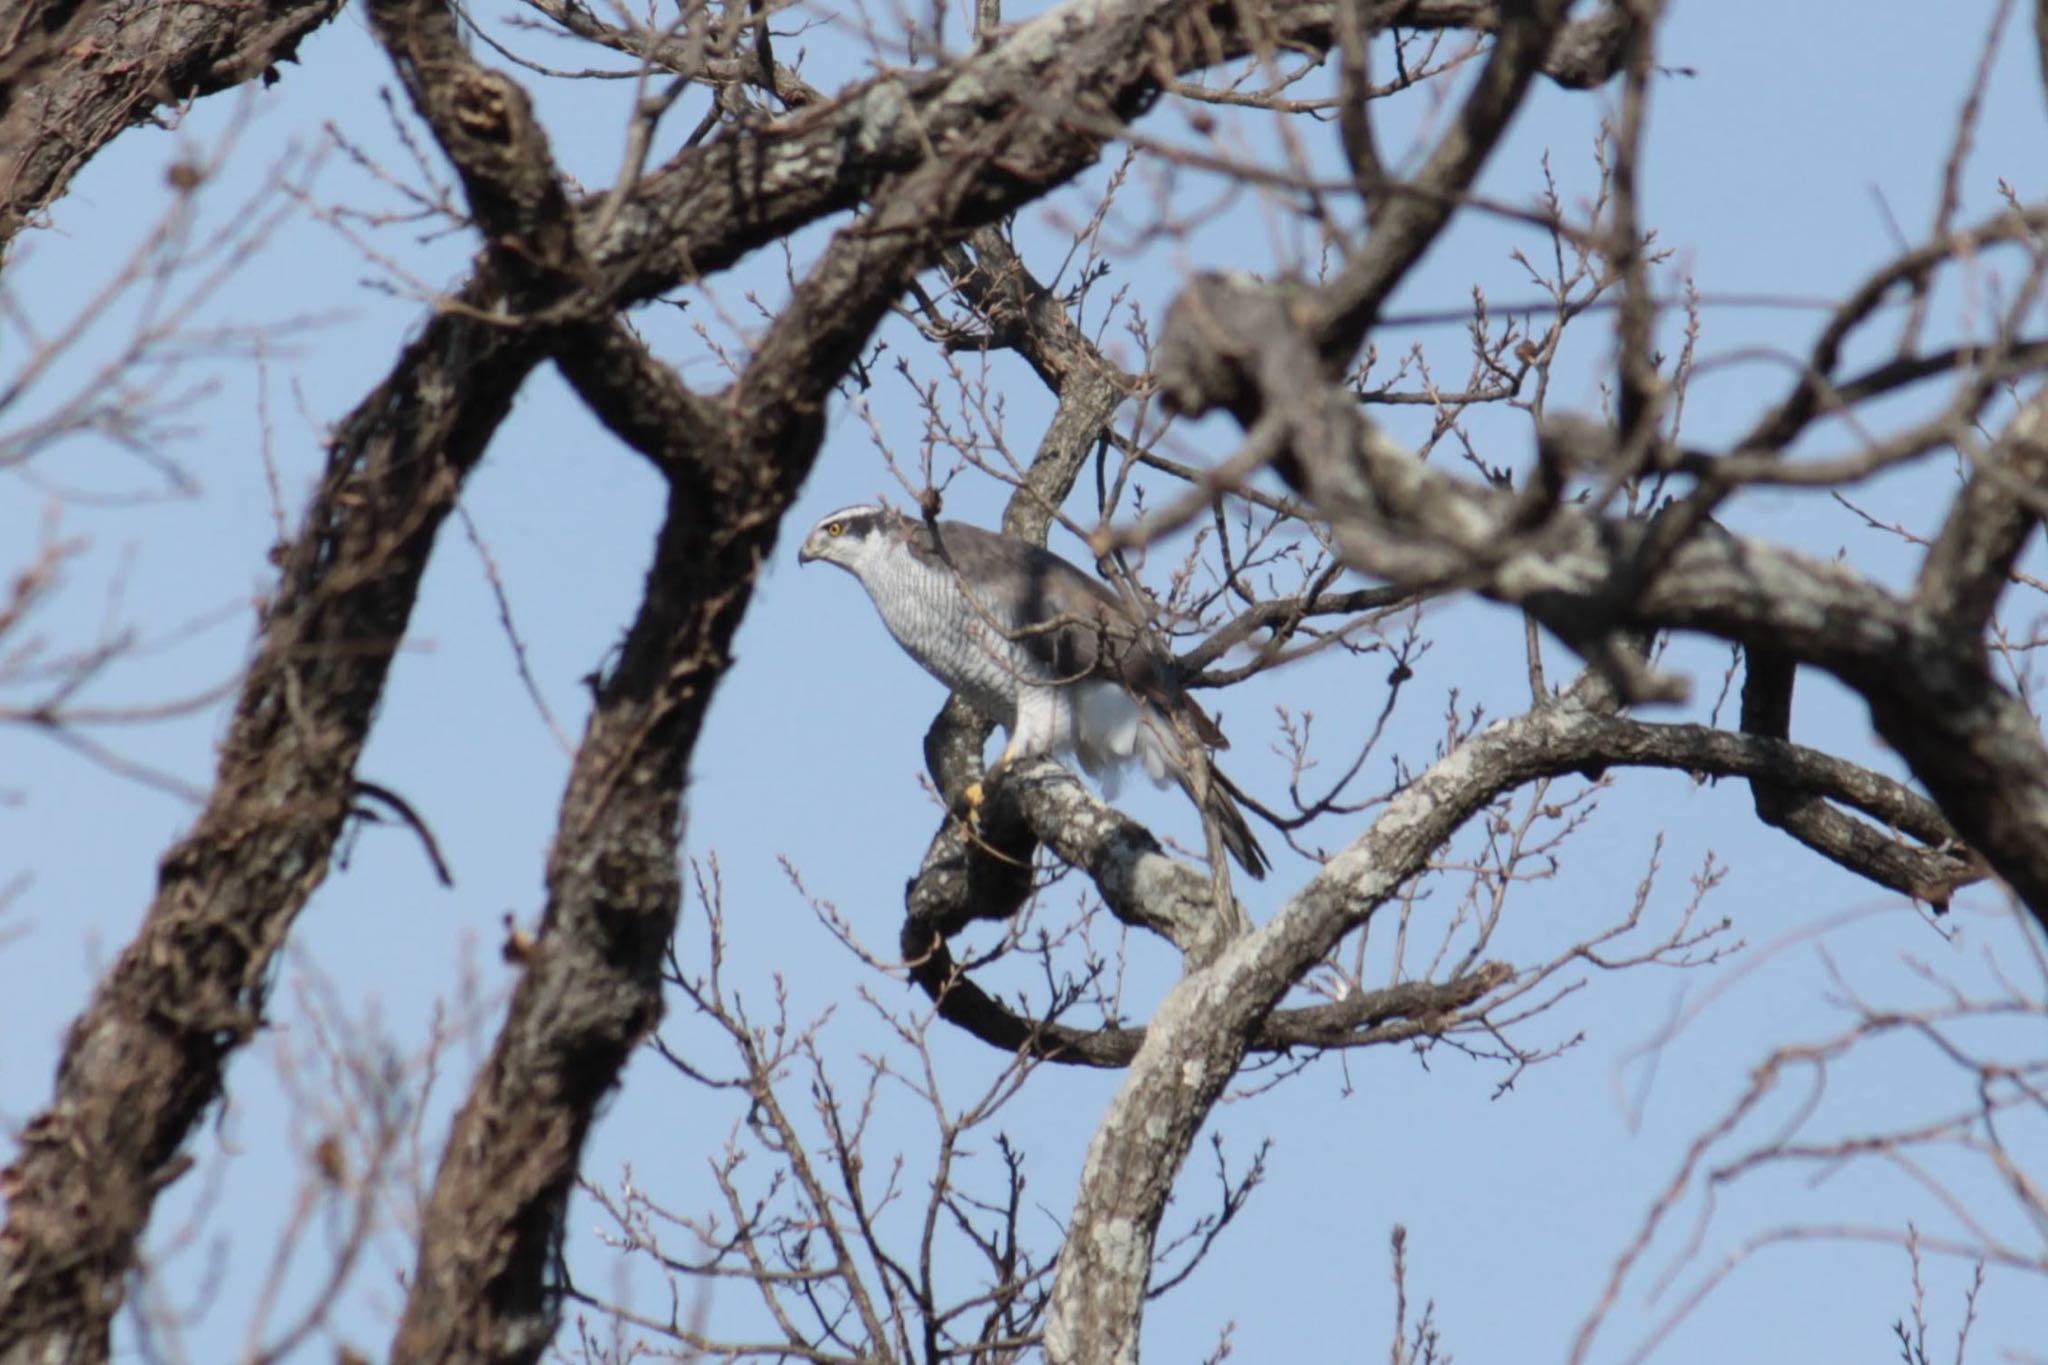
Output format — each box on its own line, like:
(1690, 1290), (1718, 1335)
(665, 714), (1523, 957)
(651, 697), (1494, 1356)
(906, 519), (1228, 749)
(905, 516), (1262, 876)
(904, 519), (1127, 674)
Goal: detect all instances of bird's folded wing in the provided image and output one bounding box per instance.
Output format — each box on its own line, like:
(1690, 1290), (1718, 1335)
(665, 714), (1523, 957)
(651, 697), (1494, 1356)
(907, 517), (1227, 747)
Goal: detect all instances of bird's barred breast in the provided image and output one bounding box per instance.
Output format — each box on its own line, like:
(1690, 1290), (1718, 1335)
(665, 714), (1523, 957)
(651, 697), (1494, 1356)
(867, 550), (1047, 729)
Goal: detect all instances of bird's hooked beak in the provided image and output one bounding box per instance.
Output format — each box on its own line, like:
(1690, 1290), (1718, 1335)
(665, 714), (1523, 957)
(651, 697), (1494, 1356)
(796, 537), (817, 565)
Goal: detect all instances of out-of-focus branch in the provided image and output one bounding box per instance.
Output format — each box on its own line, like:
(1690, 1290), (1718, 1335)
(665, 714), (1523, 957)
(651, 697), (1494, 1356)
(356, 0), (692, 1354)
(550, 317), (722, 477)
(1734, 206), (2048, 455)
(2037, 0), (2048, 119)
(1176, 582), (1414, 675)
(1335, 0), (1388, 223)
(1314, 0), (1574, 364)
(0, 0), (345, 260)
(15, 0), (1589, 1346)
(1603, 0), (1663, 469)
(372, 0), (586, 293)
(2, 0), (625, 1336)
(556, 0), (1639, 310)
(0, 258), (542, 1365)
(0, 10), (563, 1313)
(391, 0), (1255, 1351)
(1740, 650), (1983, 909)
(1917, 389), (2048, 633)
(1154, 270), (2048, 928)
(937, 228), (1136, 544)
(1573, 937), (2046, 1363)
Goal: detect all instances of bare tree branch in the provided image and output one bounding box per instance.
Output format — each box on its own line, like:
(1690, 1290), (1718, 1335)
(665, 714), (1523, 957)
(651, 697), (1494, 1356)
(0, 0), (345, 259)
(0, 273), (542, 1365)
(1154, 269), (2048, 929)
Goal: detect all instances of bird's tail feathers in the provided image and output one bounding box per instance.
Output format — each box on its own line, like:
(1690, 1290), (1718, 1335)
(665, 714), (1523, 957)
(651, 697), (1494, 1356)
(1206, 770), (1270, 880)
(1077, 683), (1269, 879)
(1198, 776), (1270, 880)
(1167, 751), (1269, 881)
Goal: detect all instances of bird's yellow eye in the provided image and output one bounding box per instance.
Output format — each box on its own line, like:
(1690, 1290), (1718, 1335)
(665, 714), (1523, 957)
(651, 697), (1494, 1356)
(826, 521), (844, 537)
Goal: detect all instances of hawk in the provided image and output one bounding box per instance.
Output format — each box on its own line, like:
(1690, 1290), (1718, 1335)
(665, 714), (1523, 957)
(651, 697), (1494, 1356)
(797, 504), (1269, 879)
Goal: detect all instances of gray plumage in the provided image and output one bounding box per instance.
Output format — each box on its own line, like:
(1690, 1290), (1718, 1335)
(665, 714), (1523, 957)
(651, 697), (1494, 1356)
(797, 504), (1268, 879)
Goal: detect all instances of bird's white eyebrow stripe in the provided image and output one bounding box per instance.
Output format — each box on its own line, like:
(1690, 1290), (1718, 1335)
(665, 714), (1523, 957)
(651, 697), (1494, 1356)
(817, 506), (883, 537)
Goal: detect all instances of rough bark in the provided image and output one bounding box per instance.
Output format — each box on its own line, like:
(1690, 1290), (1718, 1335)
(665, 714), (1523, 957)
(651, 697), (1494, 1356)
(0, 0), (565, 1351)
(378, 0), (1456, 1349)
(3, 0), (2030, 1361)
(0, 299), (539, 1365)
(1038, 660), (1998, 1359)
(1153, 270), (2048, 933)
(1042, 681), (1641, 1361)
(908, 715), (1971, 1072)
(0, 0), (344, 259)
(1031, 8), (2048, 1351)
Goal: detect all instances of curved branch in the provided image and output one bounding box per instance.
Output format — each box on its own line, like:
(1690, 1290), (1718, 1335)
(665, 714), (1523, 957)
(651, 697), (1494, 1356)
(1040, 658), (1995, 1358)
(911, 699), (1971, 1073)
(0, 0), (344, 260)
(0, 247), (543, 1365)
(1917, 389), (2048, 632)
(1313, 0), (1575, 362)
(1044, 683), (1627, 1361)
(901, 922), (1511, 1065)
(1154, 270), (2048, 929)
(545, 0), (1639, 312)
(1739, 650), (1983, 909)
(1734, 206), (2048, 454)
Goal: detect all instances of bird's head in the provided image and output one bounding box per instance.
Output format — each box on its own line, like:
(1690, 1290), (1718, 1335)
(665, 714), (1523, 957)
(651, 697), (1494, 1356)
(796, 504), (894, 573)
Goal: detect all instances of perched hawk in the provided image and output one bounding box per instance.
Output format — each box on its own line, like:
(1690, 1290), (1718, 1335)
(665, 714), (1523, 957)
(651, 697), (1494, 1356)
(797, 504), (1269, 879)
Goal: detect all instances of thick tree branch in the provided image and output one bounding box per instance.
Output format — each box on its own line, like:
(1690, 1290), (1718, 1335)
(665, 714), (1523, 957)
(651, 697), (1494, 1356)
(1917, 389), (2048, 633)
(0, 298), (541, 1365)
(910, 706), (1975, 1060)
(1005, 758), (1239, 958)
(1313, 0), (1573, 363)
(1739, 648), (1983, 908)
(12, 2), (1492, 1340)
(1155, 271), (2048, 930)
(2038, 0), (2048, 120)
(0, 0), (345, 260)
(1041, 648), (1993, 1358)
(0, 1), (573, 1301)
(550, 0), (1631, 313)
(550, 317), (722, 477)
(373, 0), (586, 288)
(0, 1), (1861, 1359)
(389, 0), (1203, 1351)
(1043, 680), (1641, 1362)
(354, 0), (704, 1354)
(938, 227), (1137, 543)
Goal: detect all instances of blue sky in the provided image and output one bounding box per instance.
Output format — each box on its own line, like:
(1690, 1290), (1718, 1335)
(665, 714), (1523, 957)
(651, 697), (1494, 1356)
(3, 0), (2046, 1360)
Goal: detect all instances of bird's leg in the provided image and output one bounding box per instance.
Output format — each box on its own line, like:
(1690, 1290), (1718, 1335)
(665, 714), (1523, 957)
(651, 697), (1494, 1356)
(950, 740), (1036, 872)
(960, 736), (1022, 827)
